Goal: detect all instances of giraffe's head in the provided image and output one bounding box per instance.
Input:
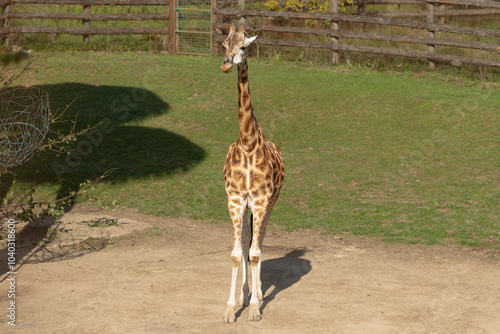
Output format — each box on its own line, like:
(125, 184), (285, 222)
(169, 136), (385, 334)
(221, 24), (257, 73)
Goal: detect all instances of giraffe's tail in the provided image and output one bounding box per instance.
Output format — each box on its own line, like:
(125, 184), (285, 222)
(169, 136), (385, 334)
(248, 213), (254, 263)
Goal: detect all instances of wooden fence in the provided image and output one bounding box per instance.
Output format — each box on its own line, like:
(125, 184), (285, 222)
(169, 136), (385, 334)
(0, 0), (173, 51)
(0, 0), (499, 68)
(213, 0), (500, 68)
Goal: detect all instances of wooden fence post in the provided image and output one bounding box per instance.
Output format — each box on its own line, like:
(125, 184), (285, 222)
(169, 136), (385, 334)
(427, 2), (435, 69)
(158, 0), (169, 52)
(212, 0), (218, 56)
(438, 4), (445, 24)
(358, 0), (365, 16)
(358, 0), (367, 31)
(1, 2), (11, 47)
(238, 0), (245, 27)
(331, 0), (340, 65)
(169, 0), (174, 53)
(498, 38), (500, 62)
(174, 0), (179, 53)
(82, 4), (91, 44)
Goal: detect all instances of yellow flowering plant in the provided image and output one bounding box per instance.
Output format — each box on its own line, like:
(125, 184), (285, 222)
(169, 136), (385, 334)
(264, 0), (353, 12)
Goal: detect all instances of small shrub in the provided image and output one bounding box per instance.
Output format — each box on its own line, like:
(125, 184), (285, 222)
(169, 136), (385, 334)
(264, 0), (353, 12)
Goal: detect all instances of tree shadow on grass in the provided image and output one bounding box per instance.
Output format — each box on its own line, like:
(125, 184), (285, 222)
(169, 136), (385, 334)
(4, 82), (206, 197)
(0, 83), (206, 270)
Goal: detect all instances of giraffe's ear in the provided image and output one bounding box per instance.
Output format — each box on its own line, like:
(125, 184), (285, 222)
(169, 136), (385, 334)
(229, 24), (236, 34)
(244, 36), (257, 48)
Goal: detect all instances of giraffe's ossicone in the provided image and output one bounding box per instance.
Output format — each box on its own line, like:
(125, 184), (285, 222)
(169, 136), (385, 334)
(221, 24), (285, 324)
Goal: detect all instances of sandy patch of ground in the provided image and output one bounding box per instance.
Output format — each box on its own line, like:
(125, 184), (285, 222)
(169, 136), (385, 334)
(1, 204), (499, 333)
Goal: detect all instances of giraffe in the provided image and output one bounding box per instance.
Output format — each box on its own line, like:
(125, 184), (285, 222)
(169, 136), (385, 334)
(220, 24), (285, 324)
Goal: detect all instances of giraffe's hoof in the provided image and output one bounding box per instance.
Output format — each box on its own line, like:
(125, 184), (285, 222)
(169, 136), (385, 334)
(223, 313), (236, 324)
(248, 312), (262, 322)
(248, 305), (262, 322)
(223, 305), (237, 324)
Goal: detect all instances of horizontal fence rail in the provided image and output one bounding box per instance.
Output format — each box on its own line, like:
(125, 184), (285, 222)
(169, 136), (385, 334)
(213, 0), (500, 68)
(7, 26), (170, 35)
(3, 12), (170, 20)
(0, 0), (168, 5)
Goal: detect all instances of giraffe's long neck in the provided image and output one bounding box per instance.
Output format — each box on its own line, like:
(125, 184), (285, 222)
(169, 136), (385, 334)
(237, 59), (260, 155)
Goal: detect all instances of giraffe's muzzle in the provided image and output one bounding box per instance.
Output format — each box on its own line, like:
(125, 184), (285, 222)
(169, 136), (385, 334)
(221, 57), (233, 73)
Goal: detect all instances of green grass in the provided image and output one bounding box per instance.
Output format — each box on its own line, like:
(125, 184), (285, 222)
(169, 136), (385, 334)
(2, 52), (499, 249)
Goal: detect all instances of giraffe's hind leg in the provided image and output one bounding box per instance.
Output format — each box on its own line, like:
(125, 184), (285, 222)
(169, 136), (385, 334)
(247, 204), (269, 322)
(238, 209), (250, 307)
(255, 191), (280, 304)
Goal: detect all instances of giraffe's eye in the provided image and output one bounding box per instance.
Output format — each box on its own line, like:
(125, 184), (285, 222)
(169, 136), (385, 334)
(241, 46), (247, 51)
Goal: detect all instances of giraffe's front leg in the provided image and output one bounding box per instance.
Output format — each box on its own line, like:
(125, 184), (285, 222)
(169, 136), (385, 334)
(223, 241), (242, 324)
(223, 201), (246, 324)
(223, 251), (240, 324)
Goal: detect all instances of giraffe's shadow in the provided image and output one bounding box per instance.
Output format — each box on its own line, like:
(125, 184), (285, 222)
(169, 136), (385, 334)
(235, 248), (312, 319)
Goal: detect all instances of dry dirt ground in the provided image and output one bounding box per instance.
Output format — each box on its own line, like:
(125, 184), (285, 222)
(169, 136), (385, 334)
(1, 204), (499, 334)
